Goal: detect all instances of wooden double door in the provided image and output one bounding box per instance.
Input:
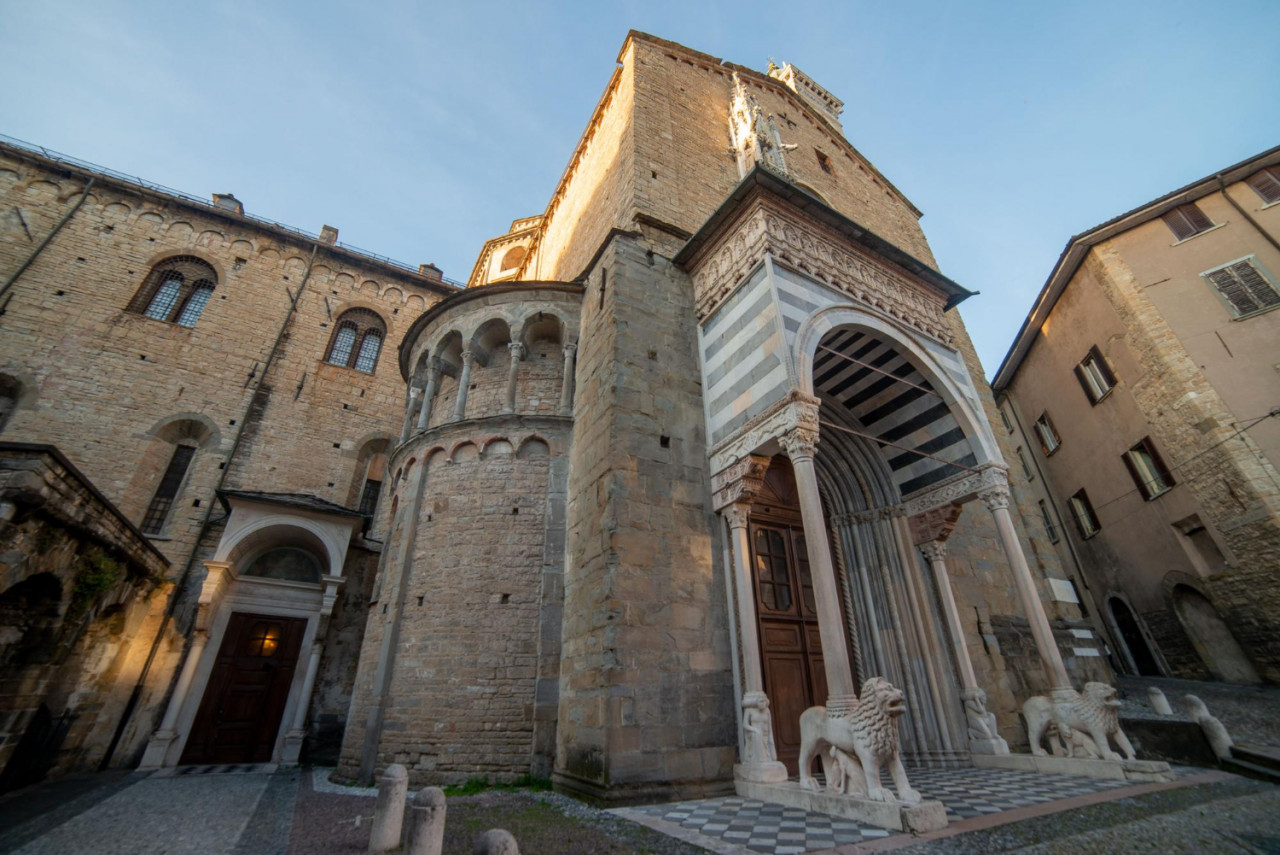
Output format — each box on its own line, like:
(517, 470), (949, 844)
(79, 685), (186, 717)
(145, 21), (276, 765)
(750, 517), (830, 773)
(180, 612), (306, 765)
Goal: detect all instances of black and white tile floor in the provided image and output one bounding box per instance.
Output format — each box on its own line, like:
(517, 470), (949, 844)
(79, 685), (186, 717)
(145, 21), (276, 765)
(626, 766), (1140, 854)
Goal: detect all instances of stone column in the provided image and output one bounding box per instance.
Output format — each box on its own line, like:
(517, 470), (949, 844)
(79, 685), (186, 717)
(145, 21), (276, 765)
(979, 481), (1072, 692)
(453, 350), (475, 422)
(139, 629), (209, 768)
(781, 427), (855, 700)
(282, 641), (324, 764)
(922, 540), (1008, 754)
(415, 360), (441, 433)
(503, 342), (525, 414)
(400, 387), (421, 444)
(721, 502), (787, 782)
(558, 342), (577, 416)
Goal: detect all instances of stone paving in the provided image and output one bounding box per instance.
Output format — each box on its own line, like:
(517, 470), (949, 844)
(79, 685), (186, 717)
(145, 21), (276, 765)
(0, 763), (1274, 854)
(1117, 674), (1280, 747)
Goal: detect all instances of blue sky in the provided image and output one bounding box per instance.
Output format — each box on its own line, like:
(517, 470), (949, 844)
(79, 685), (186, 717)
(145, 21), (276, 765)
(2, 0), (1277, 376)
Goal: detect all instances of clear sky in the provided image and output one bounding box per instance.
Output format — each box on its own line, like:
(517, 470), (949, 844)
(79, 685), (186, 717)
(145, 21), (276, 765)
(2, 0), (1277, 377)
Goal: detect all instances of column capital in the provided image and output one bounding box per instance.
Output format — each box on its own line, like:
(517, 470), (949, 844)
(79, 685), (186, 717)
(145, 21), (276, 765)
(978, 484), (1011, 512)
(920, 541), (948, 563)
(563, 341), (578, 357)
(712, 454), (770, 511)
(720, 502), (751, 531)
(508, 341), (527, 359)
(460, 349), (477, 367)
(779, 425), (820, 462)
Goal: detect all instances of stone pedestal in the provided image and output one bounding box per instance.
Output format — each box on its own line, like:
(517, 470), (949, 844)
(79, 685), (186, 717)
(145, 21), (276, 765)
(968, 735), (1010, 755)
(972, 752), (1174, 783)
(733, 761), (788, 784)
(735, 780), (948, 833)
(281, 729), (306, 765)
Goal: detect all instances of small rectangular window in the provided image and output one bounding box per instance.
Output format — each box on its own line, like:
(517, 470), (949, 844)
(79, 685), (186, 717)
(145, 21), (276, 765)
(1123, 437), (1175, 500)
(1202, 258), (1280, 318)
(1016, 446), (1033, 480)
(1162, 202), (1215, 241)
(141, 445), (196, 535)
(1034, 412), (1061, 456)
(1069, 489), (1100, 539)
(1075, 346), (1116, 404)
(1038, 499), (1059, 544)
(999, 407), (1014, 433)
(1246, 167), (1280, 204)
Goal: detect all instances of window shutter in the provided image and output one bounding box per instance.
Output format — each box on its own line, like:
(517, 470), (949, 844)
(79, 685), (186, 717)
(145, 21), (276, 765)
(1074, 362), (1097, 403)
(1162, 209), (1194, 241)
(1183, 203), (1212, 232)
(1121, 449), (1149, 499)
(1246, 168), (1280, 204)
(1229, 261), (1280, 311)
(1208, 268), (1260, 315)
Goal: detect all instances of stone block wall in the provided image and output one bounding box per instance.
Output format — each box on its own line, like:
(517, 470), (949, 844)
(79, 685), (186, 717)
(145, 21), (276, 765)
(555, 234), (735, 805)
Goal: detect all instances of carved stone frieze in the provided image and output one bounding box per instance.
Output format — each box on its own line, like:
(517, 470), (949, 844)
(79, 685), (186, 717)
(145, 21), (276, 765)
(902, 463), (1008, 518)
(712, 454), (770, 511)
(908, 504), (963, 547)
(709, 391), (820, 474)
(690, 198), (955, 349)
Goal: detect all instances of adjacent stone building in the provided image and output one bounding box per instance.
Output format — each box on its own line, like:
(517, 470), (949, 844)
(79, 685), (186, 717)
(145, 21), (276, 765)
(1, 31), (1124, 804)
(992, 147), (1280, 687)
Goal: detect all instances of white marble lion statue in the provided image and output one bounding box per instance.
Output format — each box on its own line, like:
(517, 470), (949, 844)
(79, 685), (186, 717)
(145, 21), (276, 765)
(1023, 681), (1135, 762)
(798, 676), (922, 805)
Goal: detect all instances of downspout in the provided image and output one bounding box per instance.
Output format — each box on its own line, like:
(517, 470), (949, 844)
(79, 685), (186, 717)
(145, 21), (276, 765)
(100, 242), (322, 768)
(0, 177), (95, 301)
(1217, 175), (1280, 254)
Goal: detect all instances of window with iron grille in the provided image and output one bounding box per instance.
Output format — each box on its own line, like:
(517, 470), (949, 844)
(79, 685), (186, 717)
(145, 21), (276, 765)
(1123, 437), (1175, 500)
(1069, 489), (1100, 539)
(1038, 499), (1059, 543)
(128, 256), (217, 327)
(1075, 346), (1116, 404)
(326, 308), (386, 373)
(1161, 203), (1215, 241)
(1034, 412), (1061, 456)
(1202, 257), (1280, 318)
(141, 444), (196, 534)
(1246, 167), (1280, 204)
(358, 478), (382, 517)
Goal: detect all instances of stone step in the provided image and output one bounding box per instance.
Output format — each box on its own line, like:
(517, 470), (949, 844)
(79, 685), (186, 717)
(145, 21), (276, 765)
(1220, 756), (1280, 784)
(1231, 743), (1280, 773)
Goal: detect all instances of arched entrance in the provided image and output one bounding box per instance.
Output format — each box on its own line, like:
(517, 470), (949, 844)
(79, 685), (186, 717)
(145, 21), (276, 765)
(1172, 585), (1259, 684)
(1107, 596), (1160, 676)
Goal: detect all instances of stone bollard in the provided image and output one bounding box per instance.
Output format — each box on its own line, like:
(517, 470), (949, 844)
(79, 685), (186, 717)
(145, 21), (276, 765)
(405, 787), (447, 855)
(1184, 695), (1234, 760)
(1147, 686), (1174, 715)
(473, 829), (520, 855)
(368, 764), (409, 853)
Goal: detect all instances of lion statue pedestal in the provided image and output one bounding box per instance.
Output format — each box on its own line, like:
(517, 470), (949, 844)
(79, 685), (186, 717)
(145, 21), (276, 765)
(734, 677), (948, 834)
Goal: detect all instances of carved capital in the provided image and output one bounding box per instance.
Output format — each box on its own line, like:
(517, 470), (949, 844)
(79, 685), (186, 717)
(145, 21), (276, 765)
(920, 541), (948, 564)
(508, 342), (527, 359)
(720, 502), (751, 531)
(712, 454), (770, 511)
(978, 485), (1011, 512)
(909, 503), (962, 546)
(563, 342), (578, 358)
(460, 349), (477, 367)
(780, 426), (820, 462)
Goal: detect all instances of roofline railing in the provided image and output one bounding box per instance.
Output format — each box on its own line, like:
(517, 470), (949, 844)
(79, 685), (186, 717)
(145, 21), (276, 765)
(0, 132), (465, 288)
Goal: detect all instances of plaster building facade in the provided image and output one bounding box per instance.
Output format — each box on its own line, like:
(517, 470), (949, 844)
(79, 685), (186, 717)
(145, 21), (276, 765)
(992, 147), (1280, 688)
(1, 31), (1127, 810)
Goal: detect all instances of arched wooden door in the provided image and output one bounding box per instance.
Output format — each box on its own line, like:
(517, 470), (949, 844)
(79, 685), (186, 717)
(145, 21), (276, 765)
(748, 458), (843, 774)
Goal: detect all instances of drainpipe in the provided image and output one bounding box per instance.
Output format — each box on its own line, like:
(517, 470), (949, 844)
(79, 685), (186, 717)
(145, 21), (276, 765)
(0, 177), (95, 301)
(100, 242), (322, 768)
(1217, 175), (1280, 254)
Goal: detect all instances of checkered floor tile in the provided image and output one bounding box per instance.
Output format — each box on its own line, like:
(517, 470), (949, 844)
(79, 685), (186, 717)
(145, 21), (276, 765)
(627, 765), (1146, 854)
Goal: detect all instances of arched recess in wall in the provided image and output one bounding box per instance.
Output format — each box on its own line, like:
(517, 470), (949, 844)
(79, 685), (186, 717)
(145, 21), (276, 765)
(1170, 583), (1260, 684)
(226, 524), (329, 583)
(126, 416), (221, 535)
(1105, 595), (1161, 676)
(347, 436), (391, 529)
(0, 572), (66, 792)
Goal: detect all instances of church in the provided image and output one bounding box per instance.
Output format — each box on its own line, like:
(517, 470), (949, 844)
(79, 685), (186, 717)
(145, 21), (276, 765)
(0, 32), (1120, 808)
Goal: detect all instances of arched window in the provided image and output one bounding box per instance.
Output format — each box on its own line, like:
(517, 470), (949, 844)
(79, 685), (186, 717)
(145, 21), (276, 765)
(128, 256), (218, 327)
(326, 308), (386, 373)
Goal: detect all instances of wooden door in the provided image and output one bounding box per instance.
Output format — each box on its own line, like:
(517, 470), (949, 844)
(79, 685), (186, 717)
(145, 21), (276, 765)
(180, 613), (306, 765)
(751, 522), (826, 773)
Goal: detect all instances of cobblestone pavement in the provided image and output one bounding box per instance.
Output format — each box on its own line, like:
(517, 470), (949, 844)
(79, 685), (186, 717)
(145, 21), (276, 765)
(0, 764), (1274, 854)
(1117, 675), (1280, 747)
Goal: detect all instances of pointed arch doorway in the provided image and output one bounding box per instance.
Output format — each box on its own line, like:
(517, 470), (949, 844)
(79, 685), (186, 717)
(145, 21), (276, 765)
(748, 457), (843, 773)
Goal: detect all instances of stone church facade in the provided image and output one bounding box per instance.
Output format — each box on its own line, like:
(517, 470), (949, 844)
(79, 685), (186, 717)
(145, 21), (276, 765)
(1, 32), (1113, 802)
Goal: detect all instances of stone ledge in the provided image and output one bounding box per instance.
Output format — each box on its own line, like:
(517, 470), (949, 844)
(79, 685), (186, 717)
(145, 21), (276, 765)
(972, 752), (1175, 783)
(735, 779), (948, 833)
